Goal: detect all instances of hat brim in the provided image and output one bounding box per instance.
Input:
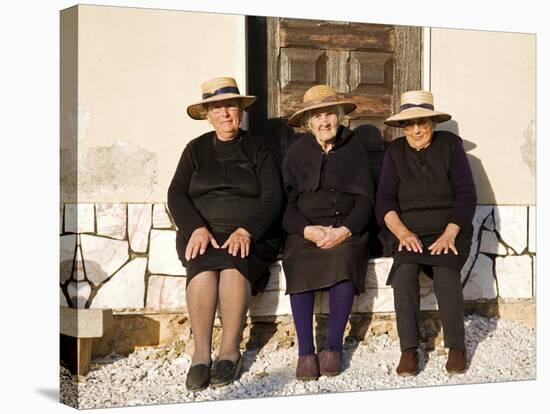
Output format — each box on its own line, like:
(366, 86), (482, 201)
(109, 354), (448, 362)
(186, 93), (257, 120)
(384, 107), (451, 127)
(288, 100), (356, 127)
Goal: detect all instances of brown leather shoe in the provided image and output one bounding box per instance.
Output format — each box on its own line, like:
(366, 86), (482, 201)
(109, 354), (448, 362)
(296, 354), (319, 381)
(319, 350), (342, 376)
(396, 349), (418, 377)
(446, 349), (467, 374)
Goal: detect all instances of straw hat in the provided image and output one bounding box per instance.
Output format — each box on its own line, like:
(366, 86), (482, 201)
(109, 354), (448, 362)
(384, 90), (451, 127)
(288, 85), (356, 127)
(186, 77), (256, 120)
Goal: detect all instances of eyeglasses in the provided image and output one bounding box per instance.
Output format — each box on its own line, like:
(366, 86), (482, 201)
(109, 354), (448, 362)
(402, 118), (433, 131)
(208, 101), (241, 115)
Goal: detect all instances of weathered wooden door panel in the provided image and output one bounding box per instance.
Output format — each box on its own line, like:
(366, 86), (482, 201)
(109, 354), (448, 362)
(247, 16), (421, 157)
(280, 19), (395, 51)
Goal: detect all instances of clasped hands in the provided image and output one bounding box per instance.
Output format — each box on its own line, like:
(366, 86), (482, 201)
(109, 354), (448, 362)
(185, 227), (251, 261)
(304, 225), (351, 249)
(397, 223), (460, 256)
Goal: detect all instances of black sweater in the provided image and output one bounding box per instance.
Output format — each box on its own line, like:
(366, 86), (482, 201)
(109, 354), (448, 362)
(375, 130), (477, 235)
(167, 130), (283, 241)
(282, 126), (375, 236)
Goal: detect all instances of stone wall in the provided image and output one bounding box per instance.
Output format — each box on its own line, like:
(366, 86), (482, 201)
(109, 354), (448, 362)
(60, 203), (536, 318)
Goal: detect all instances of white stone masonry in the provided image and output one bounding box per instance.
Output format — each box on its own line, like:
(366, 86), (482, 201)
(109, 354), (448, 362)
(96, 203), (126, 239)
(91, 258), (147, 309)
(128, 204), (152, 253)
(494, 206), (527, 254)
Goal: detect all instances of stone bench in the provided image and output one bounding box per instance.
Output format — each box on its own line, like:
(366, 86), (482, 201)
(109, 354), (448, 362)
(60, 306), (113, 380)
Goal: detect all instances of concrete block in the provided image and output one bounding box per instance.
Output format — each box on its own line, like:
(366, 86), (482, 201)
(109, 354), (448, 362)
(60, 306), (113, 338)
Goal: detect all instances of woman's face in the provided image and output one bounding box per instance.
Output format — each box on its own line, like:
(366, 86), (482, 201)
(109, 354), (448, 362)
(308, 106), (340, 143)
(206, 99), (242, 140)
(403, 117), (436, 150)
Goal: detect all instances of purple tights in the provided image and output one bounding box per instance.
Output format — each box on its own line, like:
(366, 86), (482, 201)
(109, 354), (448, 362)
(289, 280), (355, 356)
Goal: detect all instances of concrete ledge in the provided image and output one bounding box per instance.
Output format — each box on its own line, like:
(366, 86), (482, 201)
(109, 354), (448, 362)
(60, 306), (113, 338)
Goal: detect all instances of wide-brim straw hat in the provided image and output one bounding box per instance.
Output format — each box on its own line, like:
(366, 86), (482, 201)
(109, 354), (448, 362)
(384, 90), (451, 127)
(186, 77), (256, 120)
(288, 85), (356, 127)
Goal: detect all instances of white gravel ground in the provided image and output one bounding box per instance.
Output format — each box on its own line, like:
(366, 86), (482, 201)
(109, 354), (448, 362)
(60, 315), (536, 409)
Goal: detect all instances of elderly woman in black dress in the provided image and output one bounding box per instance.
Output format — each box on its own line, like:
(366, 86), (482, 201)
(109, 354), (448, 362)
(376, 90), (477, 376)
(167, 77), (283, 391)
(282, 85), (375, 380)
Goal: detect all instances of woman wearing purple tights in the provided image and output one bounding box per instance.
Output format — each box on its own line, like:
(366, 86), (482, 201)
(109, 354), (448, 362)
(282, 85), (375, 380)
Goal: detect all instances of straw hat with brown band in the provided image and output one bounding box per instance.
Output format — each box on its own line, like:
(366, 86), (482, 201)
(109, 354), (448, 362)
(384, 90), (451, 127)
(186, 77), (257, 120)
(288, 85), (357, 127)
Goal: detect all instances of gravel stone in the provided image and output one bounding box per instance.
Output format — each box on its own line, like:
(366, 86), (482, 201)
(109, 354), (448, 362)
(60, 315), (535, 409)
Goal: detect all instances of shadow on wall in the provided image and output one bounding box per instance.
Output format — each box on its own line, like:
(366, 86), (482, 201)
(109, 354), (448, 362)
(60, 258), (110, 309)
(438, 120), (496, 204)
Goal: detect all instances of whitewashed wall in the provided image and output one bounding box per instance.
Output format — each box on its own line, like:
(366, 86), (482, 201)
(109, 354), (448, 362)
(60, 5), (247, 203)
(430, 28), (536, 205)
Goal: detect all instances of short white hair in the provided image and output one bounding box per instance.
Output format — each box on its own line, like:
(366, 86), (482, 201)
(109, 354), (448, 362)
(301, 105), (345, 133)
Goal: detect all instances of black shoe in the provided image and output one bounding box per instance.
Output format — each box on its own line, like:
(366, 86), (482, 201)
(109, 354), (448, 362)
(185, 362), (211, 391)
(210, 354), (243, 388)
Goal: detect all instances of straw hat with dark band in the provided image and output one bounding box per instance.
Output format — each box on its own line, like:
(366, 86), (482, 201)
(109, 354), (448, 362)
(186, 77), (256, 120)
(384, 90), (451, 127)
(288, 85), (356, 127)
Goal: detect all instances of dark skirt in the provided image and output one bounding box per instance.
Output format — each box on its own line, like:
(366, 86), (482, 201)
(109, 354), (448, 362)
(282, 232), (369, 295)
(176, 230), (280, 296)
(380, 227), (473, 286)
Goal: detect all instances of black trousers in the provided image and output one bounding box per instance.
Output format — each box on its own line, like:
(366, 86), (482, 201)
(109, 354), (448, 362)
(392, 263), (465, 352)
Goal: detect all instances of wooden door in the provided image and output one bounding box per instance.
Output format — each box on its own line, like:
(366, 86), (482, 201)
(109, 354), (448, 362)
(247, 16), (422, 162)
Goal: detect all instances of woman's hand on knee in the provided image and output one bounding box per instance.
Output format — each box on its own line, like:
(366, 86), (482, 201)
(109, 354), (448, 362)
(428, 224), (460, 255)
(428, 236), (458, 255)
(221, 227), (252, 258)
(397, 230), (423, 253)
(185, 227), (220, 261)
(428, 234), (458, 255)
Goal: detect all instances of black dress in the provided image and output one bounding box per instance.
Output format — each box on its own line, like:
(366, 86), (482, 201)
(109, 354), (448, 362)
(281, 127), (375, 295)
(375, 131), (477, 284)
(167, 129), (283, 295)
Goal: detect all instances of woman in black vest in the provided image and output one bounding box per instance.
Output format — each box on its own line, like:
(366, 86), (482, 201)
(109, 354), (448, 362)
(376, 90), (477, 377)
(167, 77), (283, 391)
(282, 85), (375, 380)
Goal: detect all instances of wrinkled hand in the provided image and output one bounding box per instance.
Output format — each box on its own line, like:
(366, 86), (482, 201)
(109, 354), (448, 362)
(397, 230), (423, 253)
(185, 227), (220, 261)
(304, 225), (329, 244)
(428, 233), (458, 255)
(221, 228), (252, 258)
(316, 226), (351, 249)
